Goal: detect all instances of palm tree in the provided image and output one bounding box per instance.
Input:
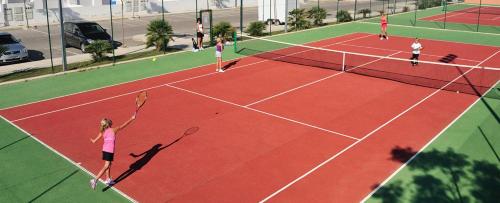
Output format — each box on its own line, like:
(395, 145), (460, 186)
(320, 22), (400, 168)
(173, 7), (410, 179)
(146, 19), (174, 51)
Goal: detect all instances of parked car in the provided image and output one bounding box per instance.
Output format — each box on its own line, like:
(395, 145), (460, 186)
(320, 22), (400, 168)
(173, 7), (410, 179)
(0, 32), (29, 64)
(64, 21), (121, 53)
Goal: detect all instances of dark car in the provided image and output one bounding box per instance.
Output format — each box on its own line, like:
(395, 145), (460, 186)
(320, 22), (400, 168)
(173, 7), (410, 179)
(0, 32), (29, 64)
(64, 21), (120, 53)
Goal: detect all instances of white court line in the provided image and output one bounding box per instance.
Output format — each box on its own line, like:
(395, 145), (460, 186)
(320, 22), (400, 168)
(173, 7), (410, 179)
(356, 21), (500, 37)
(245, 51), (403, 107)
(9, 34), (373, 122)
(166, 84), (359, 141)
(258, 51), (494, 202)
(259, 49), (500, 202)
(337, 43), (482, 63)
(0, 30), (369, 111)
(359, 80), (499, 203)
(0, 115), (137, 203)
(426, 10), (468, 21)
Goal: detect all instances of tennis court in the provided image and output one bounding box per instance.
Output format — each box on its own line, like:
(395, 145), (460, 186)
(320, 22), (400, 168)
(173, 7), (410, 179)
(421, 5), (500, 26)
(1, 25), (499, 202)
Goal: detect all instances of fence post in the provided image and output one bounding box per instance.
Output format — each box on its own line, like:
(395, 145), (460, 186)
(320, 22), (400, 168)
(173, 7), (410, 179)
(233, 31), (237, 53)
(354, 0), (358, 21)
(413, 0), (418, 26)
(57, 0), (67, 71)
(476, 0), (482, 32)
(336, 0), (340, 23)
(44, 0), (54, 73)
(240, 0), (243, 35)
(109, 1), (116, 65)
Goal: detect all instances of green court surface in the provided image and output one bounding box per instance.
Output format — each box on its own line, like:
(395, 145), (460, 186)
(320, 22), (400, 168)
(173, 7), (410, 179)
(366, 83), (500, 203)
(0, 21), (498, 202)
(363, 3), (500, 34)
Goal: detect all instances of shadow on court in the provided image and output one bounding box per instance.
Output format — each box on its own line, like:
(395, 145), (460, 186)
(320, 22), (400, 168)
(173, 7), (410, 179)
(222, 60), (240, 71)
(103, 127), (200, 191)
(371, 146), (500, 203)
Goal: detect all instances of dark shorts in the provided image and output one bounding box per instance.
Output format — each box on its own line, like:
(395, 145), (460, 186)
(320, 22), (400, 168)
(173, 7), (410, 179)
(411, 53), (420, 60)
(102, 151), (114, 161)
(197, 32), (204, 38)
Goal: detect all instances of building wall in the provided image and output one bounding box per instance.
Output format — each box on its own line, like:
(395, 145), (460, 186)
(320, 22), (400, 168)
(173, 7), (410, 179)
(0, 0), (258, 27)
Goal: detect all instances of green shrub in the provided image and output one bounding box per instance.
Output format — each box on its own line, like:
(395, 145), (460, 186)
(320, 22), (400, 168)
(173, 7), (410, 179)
(403, 6), (410, 12)
(288, 8), (310, 31)
(336, 10), (352, 22)
(213, 21), (236, 41)
(358, 8), (371, 18)
(307, 6), (328, 26)
(146, 19), (174, 51)
(86, 40), (112, 62)
(246, 21), (266, 36)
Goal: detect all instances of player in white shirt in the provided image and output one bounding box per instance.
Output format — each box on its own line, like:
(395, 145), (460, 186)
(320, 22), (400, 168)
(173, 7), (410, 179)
(411, 38), (423, 66)
(196, 18), (204, 50)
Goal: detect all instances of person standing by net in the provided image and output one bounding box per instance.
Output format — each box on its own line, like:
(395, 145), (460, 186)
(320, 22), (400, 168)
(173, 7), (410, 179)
(196, 18), (204, 50)
(411, 38), (423, 66)
(379, 13), (389, 40)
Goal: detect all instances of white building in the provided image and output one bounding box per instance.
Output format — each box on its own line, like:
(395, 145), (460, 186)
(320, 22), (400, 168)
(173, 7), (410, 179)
(0, 0), (258, 27)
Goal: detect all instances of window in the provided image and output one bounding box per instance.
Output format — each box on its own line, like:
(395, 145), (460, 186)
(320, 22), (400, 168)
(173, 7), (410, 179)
(4, 8), (13, 21)
(13, 7), (23, 21)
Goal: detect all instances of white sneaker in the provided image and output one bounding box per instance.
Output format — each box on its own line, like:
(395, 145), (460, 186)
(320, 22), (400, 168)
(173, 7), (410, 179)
(219, 69), (224, 73)
(89, 179), (96, 190)
(105, 178), (115, 186)
(380, 37), (383, 40)
(386, 36), (389, 40)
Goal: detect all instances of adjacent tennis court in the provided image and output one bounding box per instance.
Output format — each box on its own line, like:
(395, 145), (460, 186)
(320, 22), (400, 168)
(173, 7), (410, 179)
(1, 24), (499, 202)
(421, 5), (500, 26)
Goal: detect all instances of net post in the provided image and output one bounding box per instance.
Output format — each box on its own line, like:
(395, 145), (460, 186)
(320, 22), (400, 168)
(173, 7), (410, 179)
(342, 52), (346, 72)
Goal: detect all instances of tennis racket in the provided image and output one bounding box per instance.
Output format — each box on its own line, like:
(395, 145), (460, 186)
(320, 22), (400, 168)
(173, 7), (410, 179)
(135, 91), (148, 114)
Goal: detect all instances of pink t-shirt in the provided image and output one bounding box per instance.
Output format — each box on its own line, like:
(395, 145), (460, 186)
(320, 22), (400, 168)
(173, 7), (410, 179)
(102, 128), (115, 153)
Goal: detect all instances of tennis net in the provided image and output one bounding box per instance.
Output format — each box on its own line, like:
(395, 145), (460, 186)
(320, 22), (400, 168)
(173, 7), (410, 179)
(236, 35), (500, 99)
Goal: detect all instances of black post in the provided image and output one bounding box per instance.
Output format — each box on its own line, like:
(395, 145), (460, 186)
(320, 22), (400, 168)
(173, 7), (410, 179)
(443, 0), (447, 29)
(240, 0), (243, 36)
(109, 0), (115, 65)
(354, 0), (358, 20)
(336, 0), (340, 23)
(393, 0), (396, 14)
(476, 0), (482, 32)
(369, 0), (372, 17)
(414, 0), (418, 26)
(196, 0), (198, 19)
(162, 0), (166, 54)
(269, 0), (272, 35)
(23, 0), (29, 28)
(57, 0), (67, 71)
(44, 0), (54, 72)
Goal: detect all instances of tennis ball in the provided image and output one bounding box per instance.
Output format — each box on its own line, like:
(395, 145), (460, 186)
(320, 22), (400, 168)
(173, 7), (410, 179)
(152, 57), (157, 62)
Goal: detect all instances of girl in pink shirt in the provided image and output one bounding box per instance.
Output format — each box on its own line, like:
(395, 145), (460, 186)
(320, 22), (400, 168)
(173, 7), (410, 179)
(380, 13), (389, 40)
(89, 115), (135, 189)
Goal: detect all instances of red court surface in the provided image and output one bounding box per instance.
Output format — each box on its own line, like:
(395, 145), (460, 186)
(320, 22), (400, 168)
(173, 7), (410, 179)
(1, 33), (499, 202)
(421, 6), (500, 26)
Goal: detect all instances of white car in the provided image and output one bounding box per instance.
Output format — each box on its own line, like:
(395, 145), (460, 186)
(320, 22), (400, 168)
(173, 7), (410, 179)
(0, 32), (29, 64)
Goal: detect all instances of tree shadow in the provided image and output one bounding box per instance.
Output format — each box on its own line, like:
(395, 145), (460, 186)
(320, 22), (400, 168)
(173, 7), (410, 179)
(102, 127), (199, 191)
(371, 146), (499, 202)
(390, 145), (417, 163)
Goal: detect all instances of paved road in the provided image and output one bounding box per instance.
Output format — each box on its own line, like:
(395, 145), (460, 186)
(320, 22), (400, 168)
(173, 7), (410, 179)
(0, 0), (414, 64)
